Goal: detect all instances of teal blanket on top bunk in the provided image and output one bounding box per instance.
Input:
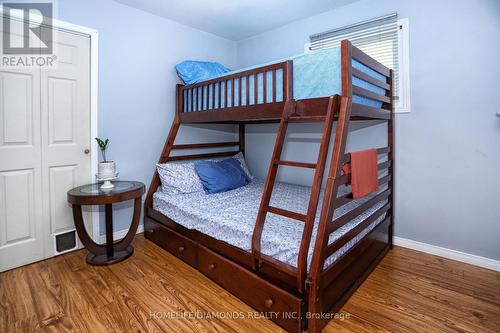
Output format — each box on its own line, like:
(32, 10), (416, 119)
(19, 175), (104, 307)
(183, 48), (387, 111)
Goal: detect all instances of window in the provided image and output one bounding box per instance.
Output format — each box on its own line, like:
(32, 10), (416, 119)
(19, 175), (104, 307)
(306, 14), (411, 113)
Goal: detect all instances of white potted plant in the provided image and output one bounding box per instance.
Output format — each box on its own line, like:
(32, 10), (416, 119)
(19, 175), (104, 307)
(95, 137), (116, 179)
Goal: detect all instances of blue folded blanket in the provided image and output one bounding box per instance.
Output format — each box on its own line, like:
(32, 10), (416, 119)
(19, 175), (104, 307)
(176, 60), (231, 85)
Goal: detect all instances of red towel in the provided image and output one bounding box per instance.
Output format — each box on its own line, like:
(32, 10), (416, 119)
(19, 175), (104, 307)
(342, 149), (378, 199)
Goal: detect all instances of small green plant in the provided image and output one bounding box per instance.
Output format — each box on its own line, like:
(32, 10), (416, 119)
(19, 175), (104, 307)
(95, 137), (110, 162)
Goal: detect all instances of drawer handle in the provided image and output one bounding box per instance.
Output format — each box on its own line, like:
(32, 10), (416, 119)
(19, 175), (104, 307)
(264, 298), (274, 309)
(147, 229), (154, 234)
(208, 263), (216, 271)
(178, 246), (185, 253)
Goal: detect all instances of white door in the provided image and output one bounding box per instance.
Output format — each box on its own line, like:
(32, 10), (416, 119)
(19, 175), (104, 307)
(0, 20), (92, 271)
(0, 20), (44, 270)
(40, 27), (92, 259)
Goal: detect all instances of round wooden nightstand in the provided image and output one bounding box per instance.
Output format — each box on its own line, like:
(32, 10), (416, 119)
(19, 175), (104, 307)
(67, 181), (145, 265)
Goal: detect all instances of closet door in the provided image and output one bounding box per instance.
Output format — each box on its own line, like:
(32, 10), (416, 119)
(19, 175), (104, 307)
(0, 22), (92, 271)
(40, 28), (91, 258)
(0, 19), (45, 271)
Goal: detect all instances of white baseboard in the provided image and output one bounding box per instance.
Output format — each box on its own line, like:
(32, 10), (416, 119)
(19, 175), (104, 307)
(99, 223), (144, 244)
(393, 236), (500, 272)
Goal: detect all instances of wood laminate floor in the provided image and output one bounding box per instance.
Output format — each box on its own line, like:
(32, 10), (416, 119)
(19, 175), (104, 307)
(1, 235), (499, 332)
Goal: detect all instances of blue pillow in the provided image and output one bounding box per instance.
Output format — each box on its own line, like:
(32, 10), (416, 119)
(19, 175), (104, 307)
(194, 158), (249, 194)
(175, 61), (231, 85)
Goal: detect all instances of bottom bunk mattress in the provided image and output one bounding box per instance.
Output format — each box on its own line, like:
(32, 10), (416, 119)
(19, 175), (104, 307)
(153, 179), (387, 270)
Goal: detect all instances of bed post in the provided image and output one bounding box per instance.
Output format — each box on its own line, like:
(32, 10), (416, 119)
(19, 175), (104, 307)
(144, 84), (183, 209)
(307, 40), (353, 333)
(387, 69), (395, 248)
(283, 60), (293, 101)
(239, 123), (245, 156)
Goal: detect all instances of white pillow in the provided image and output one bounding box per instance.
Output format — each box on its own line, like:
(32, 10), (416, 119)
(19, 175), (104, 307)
(156, 161), (204, 194)
(233, 152), (254, 180)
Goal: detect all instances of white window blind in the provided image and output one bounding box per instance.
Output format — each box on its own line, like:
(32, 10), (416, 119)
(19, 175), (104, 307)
(309, 14), (400, 101)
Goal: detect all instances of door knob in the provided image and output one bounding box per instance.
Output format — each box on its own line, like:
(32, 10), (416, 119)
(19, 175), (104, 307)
(84, 149), (90, 154)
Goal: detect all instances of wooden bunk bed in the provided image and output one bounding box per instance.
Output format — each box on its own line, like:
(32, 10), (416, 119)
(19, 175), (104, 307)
(144, 40), (394, 333)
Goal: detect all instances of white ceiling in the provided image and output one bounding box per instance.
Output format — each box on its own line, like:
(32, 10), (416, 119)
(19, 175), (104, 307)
(114, 0), (358, 41)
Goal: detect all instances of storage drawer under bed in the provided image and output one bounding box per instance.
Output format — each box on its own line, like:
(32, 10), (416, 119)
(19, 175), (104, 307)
(198, 244), (303, 332)
(144, 216), (304, 333)
(145, 217), (198, 267)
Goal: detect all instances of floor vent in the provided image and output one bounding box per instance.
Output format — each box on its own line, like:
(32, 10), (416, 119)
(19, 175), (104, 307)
(54, 230), (77, 253)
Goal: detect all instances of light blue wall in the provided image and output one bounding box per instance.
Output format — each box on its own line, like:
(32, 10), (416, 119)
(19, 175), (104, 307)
(57, 0), (238, 233)
(236, 0), (500, 260)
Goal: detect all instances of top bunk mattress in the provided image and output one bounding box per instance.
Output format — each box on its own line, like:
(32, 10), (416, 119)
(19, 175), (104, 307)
(183, 48), (387, 112)
(153, 179), (387, 270)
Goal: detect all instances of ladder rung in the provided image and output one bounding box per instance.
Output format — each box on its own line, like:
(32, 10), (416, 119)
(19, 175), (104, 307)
(266, 206), (306, 222)
(277, 160), (317, 169)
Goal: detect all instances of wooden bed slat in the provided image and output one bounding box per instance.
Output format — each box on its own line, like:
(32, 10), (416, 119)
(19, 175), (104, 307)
(351, 103), (391, 120)
(351, 45), (390, 77)
(377, 160), (391, 171)
(183, 90), (186, 112)
(218, 82), (222, 109)
(353, 85), (391, 104)
(352, 68), (390, 90)
(231, 79), (235, 107)
(190, 89), (194, 112)
(196, 87), (200, 111)
(210, 84), (215, 110)
(284, 60), (293, 100)
(343, 147), (389, 163)
(267, 206), (306, 222)
(172, 141), (239, 150)
(328, 188), (391, 234)
(325, 203), (391, 257)
(165, 151), (236, 161)
(201, 86), (205, 110)
(246, 75), (250, 106)
(277, 160), (316, 169)
(334, 174), (391, 209)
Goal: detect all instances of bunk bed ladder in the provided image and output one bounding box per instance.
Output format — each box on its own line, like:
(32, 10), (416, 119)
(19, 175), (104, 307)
(252, 96), (338, 291)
